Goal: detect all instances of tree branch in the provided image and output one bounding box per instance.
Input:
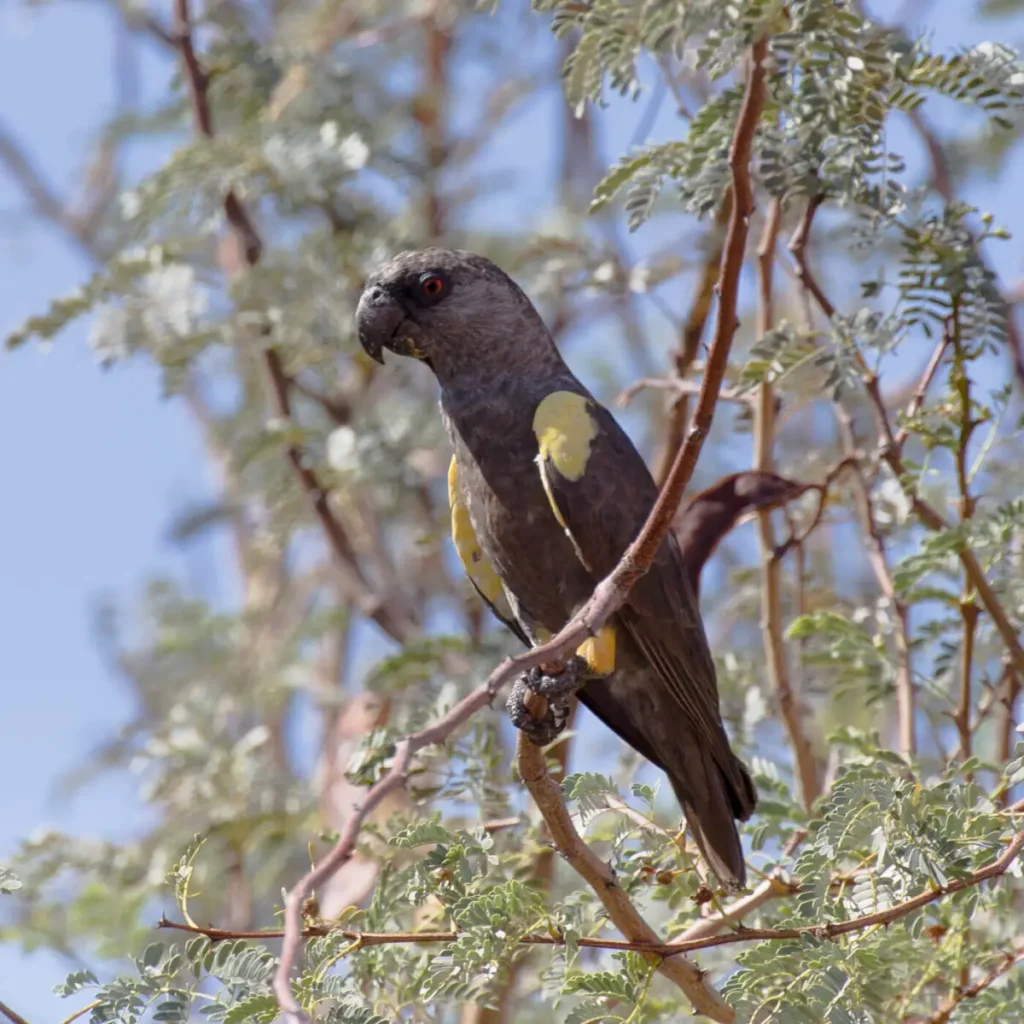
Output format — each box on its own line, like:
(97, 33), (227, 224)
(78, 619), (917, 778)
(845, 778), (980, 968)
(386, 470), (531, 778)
(515, 732), (734, 1021)
(788, 194), (834, 320)
(755, 195), (821, 808)
(157, 825), (1024, 963)
(0, 1001), (31, 1024)
(925, 945), (1024, 1024)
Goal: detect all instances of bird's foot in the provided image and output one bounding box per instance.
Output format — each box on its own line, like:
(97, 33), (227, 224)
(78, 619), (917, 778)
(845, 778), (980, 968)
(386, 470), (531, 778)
(524, 656), (588, 700)
(505, 657), (587, 746)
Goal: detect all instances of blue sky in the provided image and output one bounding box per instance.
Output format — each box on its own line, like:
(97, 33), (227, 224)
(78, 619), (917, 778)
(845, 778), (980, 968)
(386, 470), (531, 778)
(2, 2), (1024, 1019)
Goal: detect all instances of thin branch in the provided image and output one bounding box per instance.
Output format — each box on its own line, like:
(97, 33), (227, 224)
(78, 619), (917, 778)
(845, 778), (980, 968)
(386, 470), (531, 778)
(755, 195), (821, 808)
(0, 1002), (31, 1024)
(59, 1002), (102, 1024)
(835, 407), (917, 757)
(788, 194), (835, 320)
(616, 376), (759, 409)
(861, 369), (1024, 677)
(951, 315), (980, 766)
(157, 826), (1024, 961)
(0, 124), (97, 262)
(925, 946), (1024, 1024)
(652, 195), (731, 484)
(893, 335), (950, 453)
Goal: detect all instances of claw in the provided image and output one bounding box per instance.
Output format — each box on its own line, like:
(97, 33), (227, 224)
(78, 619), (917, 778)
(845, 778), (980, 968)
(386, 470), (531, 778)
(505, 657), (588, 746)
(524, 655), (588, 701)
(506, 678), (571, 746)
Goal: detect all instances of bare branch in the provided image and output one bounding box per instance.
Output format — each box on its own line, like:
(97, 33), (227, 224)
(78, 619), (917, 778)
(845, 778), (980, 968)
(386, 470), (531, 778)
(652, 196), (731, 484)
(0, 124), (96, 262)
(0, 1000), (31, 1024)
(788, 194), (835, 320)
(755, 195), (821, 808)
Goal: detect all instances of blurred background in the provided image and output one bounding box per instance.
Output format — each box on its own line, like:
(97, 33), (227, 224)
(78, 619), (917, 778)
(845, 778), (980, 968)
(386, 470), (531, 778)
(3, 1), (1024, 1021)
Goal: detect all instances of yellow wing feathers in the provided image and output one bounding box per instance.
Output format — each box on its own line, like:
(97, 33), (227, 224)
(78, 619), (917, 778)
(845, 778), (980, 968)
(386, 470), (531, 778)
(578, 625), (616, 675)
(448, 457), (515, 619)
(532, 391), (598, 482)
(533, 391), (598, 562)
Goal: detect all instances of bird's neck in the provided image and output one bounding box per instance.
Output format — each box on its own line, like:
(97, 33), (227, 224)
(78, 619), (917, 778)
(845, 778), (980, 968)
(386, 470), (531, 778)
(439, 365), (580, 464)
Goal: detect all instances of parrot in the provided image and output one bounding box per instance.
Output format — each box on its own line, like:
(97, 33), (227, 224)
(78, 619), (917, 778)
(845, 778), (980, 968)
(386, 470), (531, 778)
(356, 248), (757, 888)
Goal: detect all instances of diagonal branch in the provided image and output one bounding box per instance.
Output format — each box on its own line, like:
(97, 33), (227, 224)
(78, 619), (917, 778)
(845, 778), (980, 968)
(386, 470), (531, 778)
(925, 945), (1024, 1024)
(516, 732), (734, 1022)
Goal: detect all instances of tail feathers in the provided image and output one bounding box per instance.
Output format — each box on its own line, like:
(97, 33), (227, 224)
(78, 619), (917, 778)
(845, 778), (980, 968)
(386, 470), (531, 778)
(670, 752), (756, 891)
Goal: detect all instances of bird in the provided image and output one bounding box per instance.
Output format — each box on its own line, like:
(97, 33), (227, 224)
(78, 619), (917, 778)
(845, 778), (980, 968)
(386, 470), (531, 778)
(356, 247), (757, 888)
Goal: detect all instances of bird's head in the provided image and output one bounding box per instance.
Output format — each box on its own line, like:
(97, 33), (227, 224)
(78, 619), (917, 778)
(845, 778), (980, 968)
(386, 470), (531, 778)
(356, 248), (559, 385)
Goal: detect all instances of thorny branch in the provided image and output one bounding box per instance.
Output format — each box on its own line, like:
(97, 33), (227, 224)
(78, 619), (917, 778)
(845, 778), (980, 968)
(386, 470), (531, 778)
(156, 825), (1024, 960)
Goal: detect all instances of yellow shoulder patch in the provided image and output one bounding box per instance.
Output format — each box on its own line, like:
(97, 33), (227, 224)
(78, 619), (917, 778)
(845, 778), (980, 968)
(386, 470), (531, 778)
(532, 392), (597, 566)
(448, 456), (514, 618)
(532, 391), (599, 482)
(578, 624), (616, 676)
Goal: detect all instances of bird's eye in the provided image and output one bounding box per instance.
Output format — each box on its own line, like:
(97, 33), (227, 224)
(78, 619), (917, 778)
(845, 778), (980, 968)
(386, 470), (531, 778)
(418, 273), (446, 303)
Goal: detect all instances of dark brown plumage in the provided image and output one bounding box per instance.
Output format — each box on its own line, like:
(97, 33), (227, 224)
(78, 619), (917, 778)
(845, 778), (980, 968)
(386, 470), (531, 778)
(357, 248), (759, 887)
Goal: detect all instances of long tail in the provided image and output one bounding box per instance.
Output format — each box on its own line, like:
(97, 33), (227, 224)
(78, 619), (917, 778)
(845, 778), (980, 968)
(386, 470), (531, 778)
(670, 750), (757, 890)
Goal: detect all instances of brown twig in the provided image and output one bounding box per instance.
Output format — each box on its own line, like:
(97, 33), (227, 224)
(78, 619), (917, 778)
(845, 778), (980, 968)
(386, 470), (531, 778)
(893, 335), (950, 453)
(652, 195), (731, 484)
(925, 945), (1024, 1024)
(951, 317), (980, 766)
(835, 407), (918, 757)
(156, 826), (1024, 961)
(0, 1001), (31, 1024)
(755, 196), (821, 808)
(674, 829), (807, 943)
(59, 1002), (102, 1024)
(861, 369), (1024, 677)
(788, 194), (835, 320)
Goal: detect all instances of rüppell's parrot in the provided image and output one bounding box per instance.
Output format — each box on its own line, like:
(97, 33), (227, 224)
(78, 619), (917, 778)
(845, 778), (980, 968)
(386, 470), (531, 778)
(356, 248), (757, 888)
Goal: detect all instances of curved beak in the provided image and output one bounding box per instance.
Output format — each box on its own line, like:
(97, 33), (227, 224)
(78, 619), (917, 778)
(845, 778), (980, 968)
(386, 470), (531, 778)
(356, 284), (406, 364)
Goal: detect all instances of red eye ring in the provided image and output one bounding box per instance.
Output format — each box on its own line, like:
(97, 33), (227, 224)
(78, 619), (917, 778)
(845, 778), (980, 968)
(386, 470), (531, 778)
(420, 274), (445, 298)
